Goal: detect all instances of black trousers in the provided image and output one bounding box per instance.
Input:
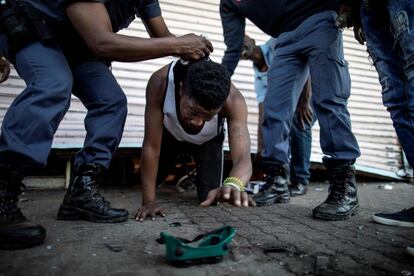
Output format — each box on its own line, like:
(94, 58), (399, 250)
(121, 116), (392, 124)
(157, 127), (224, 202)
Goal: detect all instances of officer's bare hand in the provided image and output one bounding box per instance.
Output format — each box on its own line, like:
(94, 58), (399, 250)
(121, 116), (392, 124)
(200, 186), (256, 208)
(241, 34), (256, 60)
(176, 33), (213, 61)
(0, 57), (11, 84)
(353, 25), (365, 45)
(335, 4), (352, 29)
(296, 103), (313, 130)
(134, 202), (165, 222)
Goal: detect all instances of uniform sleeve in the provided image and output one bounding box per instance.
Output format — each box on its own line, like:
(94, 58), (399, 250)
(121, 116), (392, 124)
(136, 0), (161, 20)
(220, 0), (245, 76)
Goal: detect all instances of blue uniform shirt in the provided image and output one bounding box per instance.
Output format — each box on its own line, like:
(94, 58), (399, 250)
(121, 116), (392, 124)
(18, 0), (161, 65)
(220, 0), (339, 75)
(21, 0), (161, 31)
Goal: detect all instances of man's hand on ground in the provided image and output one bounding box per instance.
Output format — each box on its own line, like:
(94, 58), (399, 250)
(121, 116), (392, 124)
(134, 202), (165, 222)
(0, 57), (11, 84)
(200, 186), (256, 208)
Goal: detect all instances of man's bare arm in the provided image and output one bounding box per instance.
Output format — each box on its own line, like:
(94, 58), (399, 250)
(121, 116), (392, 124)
(135, 66), (169, 221)
(142, 16), (173, 38)
(224, 84), (253, 184)
(201, 84), (254, 208)
(65, 2), (213, 61)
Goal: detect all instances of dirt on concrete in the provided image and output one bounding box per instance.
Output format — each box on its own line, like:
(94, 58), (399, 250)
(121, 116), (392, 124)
(1, 182), (413, 276)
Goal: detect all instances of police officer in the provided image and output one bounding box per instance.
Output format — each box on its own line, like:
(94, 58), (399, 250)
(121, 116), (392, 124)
(220, 0), (360, 220)
(0, 0), (212, 250)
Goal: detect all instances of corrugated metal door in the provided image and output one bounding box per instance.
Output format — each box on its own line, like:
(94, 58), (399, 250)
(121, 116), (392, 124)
(0, 0), (402, 177)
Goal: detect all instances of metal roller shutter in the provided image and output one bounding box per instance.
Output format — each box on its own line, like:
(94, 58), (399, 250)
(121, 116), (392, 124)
(0, 0), (402, 178)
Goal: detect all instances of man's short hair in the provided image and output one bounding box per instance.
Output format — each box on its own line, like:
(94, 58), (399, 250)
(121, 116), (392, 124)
(182, 60), (231, 111)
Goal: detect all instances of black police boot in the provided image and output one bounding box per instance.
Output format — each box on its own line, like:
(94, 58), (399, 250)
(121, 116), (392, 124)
(57, 163), (129, 223)
(0, 165), (46, 250)
(313, 163), (359, 221)
(253, 162), (290, 206)
(289, 181), (307, 197)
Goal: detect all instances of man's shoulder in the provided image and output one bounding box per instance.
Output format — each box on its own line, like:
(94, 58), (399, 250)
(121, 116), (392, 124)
(221, 84), (246, 118)
(150, 64), (170, 87)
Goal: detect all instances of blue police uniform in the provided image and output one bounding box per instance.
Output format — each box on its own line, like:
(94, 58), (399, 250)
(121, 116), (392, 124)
(220, 0), (360, 167)
(0, 0), (161, 169)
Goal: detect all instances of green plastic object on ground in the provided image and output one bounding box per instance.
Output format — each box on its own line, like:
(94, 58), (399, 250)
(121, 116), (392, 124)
(158, 226), (236, 266)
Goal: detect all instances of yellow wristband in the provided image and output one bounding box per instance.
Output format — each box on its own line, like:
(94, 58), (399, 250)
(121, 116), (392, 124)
(223, 177), (245, 192)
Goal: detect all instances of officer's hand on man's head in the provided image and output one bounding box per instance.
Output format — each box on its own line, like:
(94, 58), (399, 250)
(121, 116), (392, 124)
(0, 56), (11, 84)
(134, 202), (166, 222)
(177, 33), (213, 61)
(200, 186), (256, 208)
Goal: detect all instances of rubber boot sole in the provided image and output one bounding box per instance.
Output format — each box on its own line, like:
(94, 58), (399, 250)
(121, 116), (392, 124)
(313, 204), (359, 221)
(0, 231), (46, 250)
(57, 205), (128, 223)
(255, 194), (290, 207)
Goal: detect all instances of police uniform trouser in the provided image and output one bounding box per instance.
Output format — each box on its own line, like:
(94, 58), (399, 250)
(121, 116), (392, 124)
(262, 11), (361, 165)
(0, 34), (127, 169)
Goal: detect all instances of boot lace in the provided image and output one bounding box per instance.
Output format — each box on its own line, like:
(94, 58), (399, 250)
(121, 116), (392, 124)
(326, 169), (353, 203)
(86, 176), (110, 207)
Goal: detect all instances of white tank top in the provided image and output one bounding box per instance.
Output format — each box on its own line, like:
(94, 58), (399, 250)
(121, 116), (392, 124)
(163, 60), (220, 145)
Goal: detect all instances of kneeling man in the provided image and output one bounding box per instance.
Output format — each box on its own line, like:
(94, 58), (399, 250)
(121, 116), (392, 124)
(135, 59), (255, 221)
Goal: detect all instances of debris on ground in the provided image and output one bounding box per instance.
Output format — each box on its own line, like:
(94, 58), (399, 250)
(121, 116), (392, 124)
(104, 243), (123, 253)
(263, 246), (292, 254)
(246, 181), (266, 194)
(315, 255), (330, 275)
(169, 222), (182, 227)
(377, 184), (394, 190)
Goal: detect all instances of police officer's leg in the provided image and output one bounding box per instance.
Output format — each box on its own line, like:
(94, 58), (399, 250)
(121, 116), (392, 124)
(71, 61), (127, 168)
(262, 53), (308, 166)
(192, 133), (224, 202)
(307, 11), (360, 220)
(0, 36), (72, 249)
(57, 61), (128, 223)
(0, 38), (73, 167)
(254, 39), (308, 206)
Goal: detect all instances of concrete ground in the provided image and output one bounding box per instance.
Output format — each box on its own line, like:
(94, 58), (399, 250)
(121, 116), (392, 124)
(1, 182), (413, 276)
